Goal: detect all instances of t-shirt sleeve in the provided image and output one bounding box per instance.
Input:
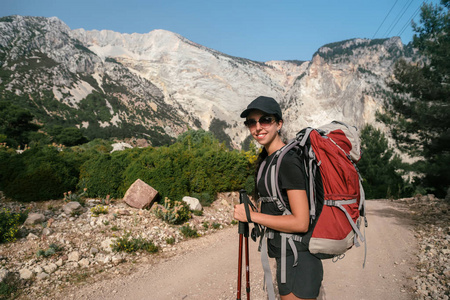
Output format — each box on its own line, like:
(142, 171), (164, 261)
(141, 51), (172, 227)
(279, 152), (306, 190)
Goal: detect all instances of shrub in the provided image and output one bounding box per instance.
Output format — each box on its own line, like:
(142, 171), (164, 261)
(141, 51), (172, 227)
(212, 222), (221, 229)
(0, 146), (79, 202)
(36, 243), (63, 258)
(78, 149), (137, 198)
(111, 232), (158, 253)
(154, 198), (191, 225)
(120, 130), (252, 205)
(63, 188), (87, 205)
(90, 205), (108, 217)
(166, 237), (175, 245)
(0, 209), (22, 243)
(0, 272), (22, 299)
(180, 224), (199, 238)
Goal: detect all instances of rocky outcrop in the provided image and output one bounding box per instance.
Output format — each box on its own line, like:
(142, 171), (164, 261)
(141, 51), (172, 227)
(0, 16), (415, 148)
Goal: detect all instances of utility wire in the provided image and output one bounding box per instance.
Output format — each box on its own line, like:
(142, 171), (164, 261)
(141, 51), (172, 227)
(384, 0), (416, 37)
(373, 0), (400, 38)
(397, 2), (425, 37)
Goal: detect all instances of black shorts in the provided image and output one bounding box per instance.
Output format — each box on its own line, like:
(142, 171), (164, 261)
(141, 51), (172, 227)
(276, 251), (323, 298)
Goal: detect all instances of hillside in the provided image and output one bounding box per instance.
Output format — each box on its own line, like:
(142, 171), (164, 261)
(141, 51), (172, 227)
(0, 15), (416, 148)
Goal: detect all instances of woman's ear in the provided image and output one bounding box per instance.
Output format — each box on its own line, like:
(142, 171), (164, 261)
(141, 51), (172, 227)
(277, 119), (283, 131)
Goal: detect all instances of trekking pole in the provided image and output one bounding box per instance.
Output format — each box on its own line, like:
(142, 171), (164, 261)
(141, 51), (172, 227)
(237, 189), (250, 300)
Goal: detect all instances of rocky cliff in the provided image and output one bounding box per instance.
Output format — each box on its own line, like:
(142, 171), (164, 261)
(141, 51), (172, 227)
(0, 15), (414, 148)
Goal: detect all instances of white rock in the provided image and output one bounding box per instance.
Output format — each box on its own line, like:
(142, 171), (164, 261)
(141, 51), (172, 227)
(27, 233), (39, 240)
(55, 259), (63, 267)
(101, 238), (115, 252)
(79, 258), (90, 268)
(0, 268), (9, 282)
(182, 196), (202, 211)
(44, 263), (58, 274)
(19, 268), (33, 280)
(24, 213), (45, 225)
(36, 272), (49, 280)
(33, 266), (44, 274)
(68, 251), (80, 262)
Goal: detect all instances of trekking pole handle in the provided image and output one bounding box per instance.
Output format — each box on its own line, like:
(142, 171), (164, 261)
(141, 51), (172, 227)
(239, 189), (249, 237)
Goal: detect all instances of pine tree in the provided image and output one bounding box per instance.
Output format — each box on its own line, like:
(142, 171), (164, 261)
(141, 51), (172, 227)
(358, 125), (409, 199)
(383, 0), (449, 197)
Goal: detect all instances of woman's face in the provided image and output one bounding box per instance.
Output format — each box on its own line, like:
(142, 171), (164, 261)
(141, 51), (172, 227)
(246, 110), (282, 147)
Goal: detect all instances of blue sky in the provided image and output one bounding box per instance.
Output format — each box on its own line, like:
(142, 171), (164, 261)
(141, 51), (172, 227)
(1, 0), (441, 62)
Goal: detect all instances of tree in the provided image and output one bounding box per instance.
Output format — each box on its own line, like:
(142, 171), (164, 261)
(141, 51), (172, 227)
(358, 125), (410, 199)
(382, 0), (449, 197)
(0, 101), (40, 147)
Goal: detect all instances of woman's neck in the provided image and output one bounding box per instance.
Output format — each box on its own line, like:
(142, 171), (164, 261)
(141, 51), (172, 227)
(265, 135), (285, 156)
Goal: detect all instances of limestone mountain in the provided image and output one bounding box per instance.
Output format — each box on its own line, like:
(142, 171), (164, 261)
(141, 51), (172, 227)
(0, 15), (414, 148)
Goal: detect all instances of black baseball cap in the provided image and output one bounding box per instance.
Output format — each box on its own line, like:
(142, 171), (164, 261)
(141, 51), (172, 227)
(240, 96), (282, 120)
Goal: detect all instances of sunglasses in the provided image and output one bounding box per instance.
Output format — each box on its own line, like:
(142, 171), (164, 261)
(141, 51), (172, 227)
(244, 116), (275, 128)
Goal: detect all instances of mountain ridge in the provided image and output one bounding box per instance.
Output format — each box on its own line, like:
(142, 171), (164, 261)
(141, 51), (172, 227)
(0, 15), (413, 148)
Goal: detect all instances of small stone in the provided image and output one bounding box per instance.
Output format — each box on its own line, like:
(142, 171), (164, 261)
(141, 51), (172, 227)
(79, 258), (90, 268)
(101, 238), (115, 252)
(62, 202), (84, 215)
(33, 266), (44, 274)
(68, 251), (80, 262)
(27, 233), (39, 240)
(19, 268), (33, 280)
(36, 272), (49, 280)
(24, 213), (45, 225)
(44, 263), (57, 274)
(0, 268), (9, 282)
(42, 228), (52, 236)
(182, 196), (202, 211)
(55, 259), (63, 267)
(117, 209), (131, 216)
(90, 247), (99, 255)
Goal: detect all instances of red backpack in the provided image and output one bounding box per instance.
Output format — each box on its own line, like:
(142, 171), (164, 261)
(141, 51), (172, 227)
(252, 121), (367, 299)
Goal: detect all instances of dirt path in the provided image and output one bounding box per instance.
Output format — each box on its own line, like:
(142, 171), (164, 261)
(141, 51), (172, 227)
(65, 200), (417, 300)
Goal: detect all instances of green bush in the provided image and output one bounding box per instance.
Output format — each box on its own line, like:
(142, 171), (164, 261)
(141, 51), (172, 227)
(111, 232), (158, 253)
(78, 150), (135, 198)
(0, 272), (22, 299)
(120, 130), (252, 204)
(91, 204), (108, 217)
(180, 224), (199, 238)
(154, 198), (191, 225)
(0, 146), (80, 202)
(0, 209), (22, 243)
(36, 243), (63, 258)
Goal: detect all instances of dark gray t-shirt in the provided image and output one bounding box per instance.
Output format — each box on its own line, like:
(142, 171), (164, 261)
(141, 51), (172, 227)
(257, 150), (307, 257)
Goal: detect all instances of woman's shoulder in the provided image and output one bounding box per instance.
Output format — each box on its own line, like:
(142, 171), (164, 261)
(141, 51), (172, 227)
(281, 149), (302, 164)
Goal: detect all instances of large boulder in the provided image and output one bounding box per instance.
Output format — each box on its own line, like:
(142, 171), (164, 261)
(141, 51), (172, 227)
(123, 179), (158, 209)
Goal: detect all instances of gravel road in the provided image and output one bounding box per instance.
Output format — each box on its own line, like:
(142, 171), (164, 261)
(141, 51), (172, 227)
(65, 200), (417, 300)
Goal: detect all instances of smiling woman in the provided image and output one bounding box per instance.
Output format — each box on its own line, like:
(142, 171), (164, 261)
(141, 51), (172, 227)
(234, 96), (323, 300)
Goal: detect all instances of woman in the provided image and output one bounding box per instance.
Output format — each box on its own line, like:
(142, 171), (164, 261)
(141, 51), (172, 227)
(234, 96), (323, 300)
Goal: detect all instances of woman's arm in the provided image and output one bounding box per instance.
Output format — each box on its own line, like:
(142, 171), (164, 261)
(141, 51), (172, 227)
(234, 189), (309, 233)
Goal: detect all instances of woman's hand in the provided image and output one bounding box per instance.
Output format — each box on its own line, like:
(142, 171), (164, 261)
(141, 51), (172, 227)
(233, 203), (248, 222)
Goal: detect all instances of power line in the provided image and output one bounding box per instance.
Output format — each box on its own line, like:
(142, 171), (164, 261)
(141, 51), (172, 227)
(397, 1), (425, 37)
(384, 0), (416, 38)
(372, 0), (400, 38)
